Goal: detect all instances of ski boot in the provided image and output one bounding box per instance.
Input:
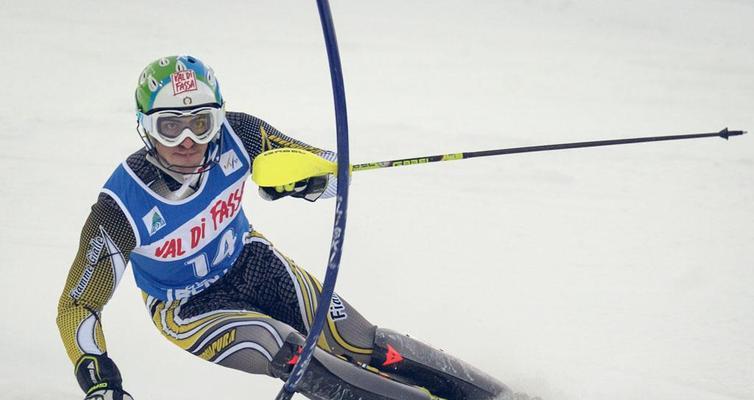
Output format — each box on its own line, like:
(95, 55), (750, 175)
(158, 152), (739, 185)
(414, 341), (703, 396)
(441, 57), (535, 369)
(270, 332), (444, 400)
(369, 328), (510, 400)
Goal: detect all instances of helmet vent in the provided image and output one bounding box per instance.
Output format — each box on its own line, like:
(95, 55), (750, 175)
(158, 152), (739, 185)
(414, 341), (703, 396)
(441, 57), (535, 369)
(147, 76), (159, 92)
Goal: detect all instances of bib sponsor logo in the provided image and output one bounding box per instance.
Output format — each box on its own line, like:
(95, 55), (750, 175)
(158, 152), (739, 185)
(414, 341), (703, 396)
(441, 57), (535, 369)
(144, 180), (246, 260)
(219, 149), (242, 176)
(171, 70), (198, 95)
(142, 206), (167, 236)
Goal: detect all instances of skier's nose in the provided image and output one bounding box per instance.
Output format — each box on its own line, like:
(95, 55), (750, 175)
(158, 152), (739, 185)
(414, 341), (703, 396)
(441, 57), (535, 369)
(178, 137), (196, 149)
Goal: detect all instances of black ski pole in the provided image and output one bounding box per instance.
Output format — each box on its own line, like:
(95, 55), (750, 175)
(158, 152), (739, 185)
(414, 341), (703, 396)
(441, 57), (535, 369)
(351, 128), (746, 172)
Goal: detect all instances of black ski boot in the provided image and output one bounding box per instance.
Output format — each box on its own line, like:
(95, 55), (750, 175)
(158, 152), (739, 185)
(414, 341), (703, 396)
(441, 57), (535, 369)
(369, 328), (510, 400)
(270, 332), (441, 400)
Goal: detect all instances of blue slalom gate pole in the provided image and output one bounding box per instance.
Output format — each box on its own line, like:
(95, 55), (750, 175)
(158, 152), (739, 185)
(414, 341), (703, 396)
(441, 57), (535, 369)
(275, 0), (350, 399)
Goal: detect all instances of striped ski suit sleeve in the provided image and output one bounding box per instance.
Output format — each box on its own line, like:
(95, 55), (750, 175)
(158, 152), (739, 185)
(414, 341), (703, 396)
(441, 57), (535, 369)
(55, 193), (136, 364)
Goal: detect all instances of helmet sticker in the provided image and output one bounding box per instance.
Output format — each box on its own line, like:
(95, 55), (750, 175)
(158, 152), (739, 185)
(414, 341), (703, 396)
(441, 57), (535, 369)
(158, 57), (170, 67)
(171, 70), (198, 96)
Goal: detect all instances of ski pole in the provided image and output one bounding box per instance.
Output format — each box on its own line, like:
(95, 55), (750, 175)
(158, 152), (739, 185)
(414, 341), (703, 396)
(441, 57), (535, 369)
(252, 128), (746, 187)
(351, 128), (746, 172)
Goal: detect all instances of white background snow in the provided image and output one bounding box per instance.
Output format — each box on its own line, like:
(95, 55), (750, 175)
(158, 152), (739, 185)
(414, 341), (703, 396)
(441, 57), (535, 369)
(0, 1), (752, 399)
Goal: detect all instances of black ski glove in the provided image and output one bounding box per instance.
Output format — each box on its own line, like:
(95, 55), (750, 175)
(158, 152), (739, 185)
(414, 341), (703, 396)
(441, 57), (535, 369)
(258, 175), (329, 202)
(76, 354), (131, 399)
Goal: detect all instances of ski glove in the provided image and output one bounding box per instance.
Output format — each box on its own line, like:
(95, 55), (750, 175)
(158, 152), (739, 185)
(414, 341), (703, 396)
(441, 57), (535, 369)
(84, 389), (133, 400)
(76, 354), (128, 399)
(259, 175), (329, 202)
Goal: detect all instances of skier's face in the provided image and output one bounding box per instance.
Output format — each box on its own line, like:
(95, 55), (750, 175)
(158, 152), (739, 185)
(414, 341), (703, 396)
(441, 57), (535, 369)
(154, 137), (208, 173)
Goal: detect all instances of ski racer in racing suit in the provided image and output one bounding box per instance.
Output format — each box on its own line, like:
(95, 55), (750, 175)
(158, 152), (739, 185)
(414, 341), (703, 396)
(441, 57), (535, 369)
(56, 55), (509, 400)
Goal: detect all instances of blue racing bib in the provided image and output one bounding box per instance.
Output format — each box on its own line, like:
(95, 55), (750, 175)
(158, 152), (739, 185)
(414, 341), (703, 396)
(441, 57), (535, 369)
(103, 121), (251, 301)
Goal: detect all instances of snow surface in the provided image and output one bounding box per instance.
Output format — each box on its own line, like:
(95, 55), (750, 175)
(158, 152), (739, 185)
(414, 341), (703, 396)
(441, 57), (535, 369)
(0, 1), (752, 399)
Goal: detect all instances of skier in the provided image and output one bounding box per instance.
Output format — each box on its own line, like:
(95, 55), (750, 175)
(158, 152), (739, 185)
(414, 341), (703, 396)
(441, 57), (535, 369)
(56, 55), (508, 400)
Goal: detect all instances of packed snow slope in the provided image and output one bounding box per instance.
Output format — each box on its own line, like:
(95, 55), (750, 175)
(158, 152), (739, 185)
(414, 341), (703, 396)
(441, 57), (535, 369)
(0, 1), (752, 399)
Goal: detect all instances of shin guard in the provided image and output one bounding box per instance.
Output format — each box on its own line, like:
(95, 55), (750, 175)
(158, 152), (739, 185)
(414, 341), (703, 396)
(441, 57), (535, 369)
(370, 328), (510, 400)
(270, 333), (437, 400)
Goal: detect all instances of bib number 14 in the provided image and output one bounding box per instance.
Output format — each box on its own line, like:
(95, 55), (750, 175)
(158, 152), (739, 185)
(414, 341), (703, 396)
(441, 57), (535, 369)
(184, 229), (237, 277)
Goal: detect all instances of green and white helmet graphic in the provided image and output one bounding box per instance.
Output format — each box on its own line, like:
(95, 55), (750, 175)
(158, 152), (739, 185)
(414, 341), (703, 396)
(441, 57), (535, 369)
(135, 55), (223, 113)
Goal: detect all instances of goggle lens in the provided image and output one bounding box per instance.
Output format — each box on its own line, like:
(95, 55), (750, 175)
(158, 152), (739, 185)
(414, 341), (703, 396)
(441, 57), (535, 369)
(156, 113), (213, 138)
(140, 105), (224, 147)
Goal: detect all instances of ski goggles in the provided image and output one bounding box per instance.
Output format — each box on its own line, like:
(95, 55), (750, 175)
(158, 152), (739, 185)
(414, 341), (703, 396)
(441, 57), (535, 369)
(139, 104), (225, 147)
